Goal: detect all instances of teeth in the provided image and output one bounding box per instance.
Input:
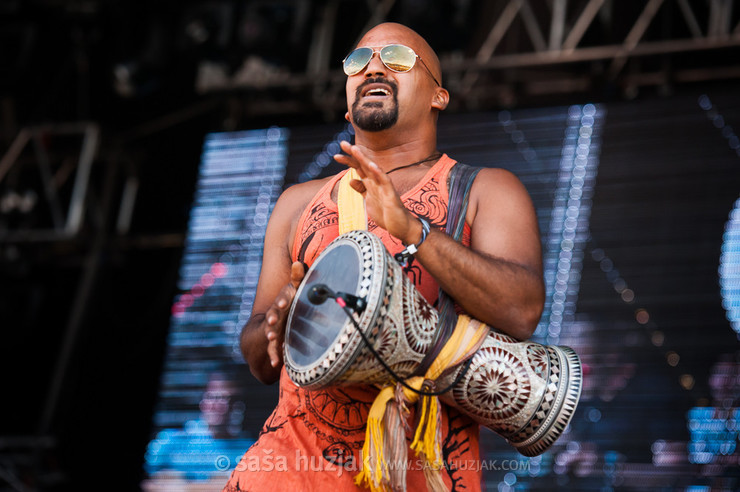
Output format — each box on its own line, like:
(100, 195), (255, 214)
(367, 88), (390, 96)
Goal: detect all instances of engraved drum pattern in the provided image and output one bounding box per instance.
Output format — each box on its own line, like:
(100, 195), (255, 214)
(438, 331), (583, 457)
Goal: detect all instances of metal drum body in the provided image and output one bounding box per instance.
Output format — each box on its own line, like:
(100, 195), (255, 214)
(284, 230), (440, 389)
(284, 230), (582, 456)
(437, 331), (582, 456)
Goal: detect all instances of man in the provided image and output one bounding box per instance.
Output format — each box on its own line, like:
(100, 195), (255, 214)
(224, 22), (544, 491)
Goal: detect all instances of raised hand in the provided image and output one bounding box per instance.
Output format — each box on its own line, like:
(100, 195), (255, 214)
(264, 261), (305, 368)
(333, 141), (422, 246)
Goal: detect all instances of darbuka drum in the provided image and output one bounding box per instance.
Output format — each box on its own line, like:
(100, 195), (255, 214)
(285, 229), (437, 388)
(284, 230), (582, 456)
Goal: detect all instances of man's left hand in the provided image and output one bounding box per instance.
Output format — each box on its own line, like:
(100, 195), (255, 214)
(334, 141), (422, 245)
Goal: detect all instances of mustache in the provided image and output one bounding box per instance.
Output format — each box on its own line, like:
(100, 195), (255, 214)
(355, 77), (398, 98)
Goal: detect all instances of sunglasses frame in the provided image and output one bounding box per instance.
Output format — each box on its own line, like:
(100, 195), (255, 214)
(342, 44), (441, 87)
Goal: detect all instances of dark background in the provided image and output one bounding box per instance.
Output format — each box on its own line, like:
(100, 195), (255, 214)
(1, 1), (740, 490)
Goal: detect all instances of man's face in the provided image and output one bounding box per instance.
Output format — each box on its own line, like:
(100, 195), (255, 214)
(351, 76), (399, 131)
(345, 26), (439, 133)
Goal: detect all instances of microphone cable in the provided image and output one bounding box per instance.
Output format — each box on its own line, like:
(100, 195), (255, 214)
(332, 295), (474, 397)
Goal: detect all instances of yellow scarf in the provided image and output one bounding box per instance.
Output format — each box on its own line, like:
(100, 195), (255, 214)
(336, 165), (489, 492)
(338, 168), (367, 234)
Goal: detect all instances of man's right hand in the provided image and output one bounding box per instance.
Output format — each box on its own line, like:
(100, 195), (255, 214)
(264, 261), (306, 368)
(240, 177), (327, 384)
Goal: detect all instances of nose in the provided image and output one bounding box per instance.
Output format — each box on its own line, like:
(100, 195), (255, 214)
(364, 50), (387, 78)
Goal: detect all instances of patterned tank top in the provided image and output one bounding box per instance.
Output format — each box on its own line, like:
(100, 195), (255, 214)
(224, 155), (481, 492)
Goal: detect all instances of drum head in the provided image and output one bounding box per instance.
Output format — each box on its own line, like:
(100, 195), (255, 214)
(286, 242), (363, 369)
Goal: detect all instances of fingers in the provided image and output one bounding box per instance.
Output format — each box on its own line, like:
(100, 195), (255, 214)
(334, 141), (388, 185)
(264, 301), (286, 367)
(266, 338), (281, 368)
(333, 142), (365, 179)
(333, 141), (411, 237)
(289, 261), (306, 288)
(264, 267), (304, 367)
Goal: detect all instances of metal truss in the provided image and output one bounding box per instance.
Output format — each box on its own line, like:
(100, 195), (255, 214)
(0, 123), (99, 241)
(199, 0), (740, 113)
(446, 0), (740, 102)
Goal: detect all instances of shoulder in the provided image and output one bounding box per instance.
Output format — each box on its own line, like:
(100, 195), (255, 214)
(467, 167), (534, 222)
(472, 167), (524, 189)
(472, 167), (530, 199)
(272, 175), (335, 221)
(265, 175), (337, 256)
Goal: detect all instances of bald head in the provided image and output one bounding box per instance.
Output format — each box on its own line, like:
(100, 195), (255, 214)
(345, 21), (449, 140)
(356, 22), (443, 86)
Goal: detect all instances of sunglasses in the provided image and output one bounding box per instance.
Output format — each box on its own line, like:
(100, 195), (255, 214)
(342, 44), (441, 87)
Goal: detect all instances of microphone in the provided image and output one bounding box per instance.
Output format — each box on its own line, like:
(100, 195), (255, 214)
(307, 284), (333, 305)
(306, 283), (367, 313)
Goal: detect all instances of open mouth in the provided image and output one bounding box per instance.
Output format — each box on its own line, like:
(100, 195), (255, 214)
(360, 83), (393, 99)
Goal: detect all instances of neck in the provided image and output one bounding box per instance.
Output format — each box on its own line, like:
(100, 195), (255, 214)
(352, 131), (439, 174)
(386, 151), (443, 174)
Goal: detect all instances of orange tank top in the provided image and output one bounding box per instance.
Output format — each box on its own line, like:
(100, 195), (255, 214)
(224, 155), (481, 492)
(291, 154), (471, 304)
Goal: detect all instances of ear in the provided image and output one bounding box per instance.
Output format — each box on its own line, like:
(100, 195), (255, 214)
(345, 111), (351, 122)
(431, 87), (449, 111)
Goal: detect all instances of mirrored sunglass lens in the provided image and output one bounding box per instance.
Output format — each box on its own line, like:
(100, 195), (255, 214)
(343, 48), (373, 75)
(380, 45), (416, 72)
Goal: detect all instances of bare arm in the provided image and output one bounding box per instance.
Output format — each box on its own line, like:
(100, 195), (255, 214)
(335, 142), (544, 340)
(239, 183), (319, 384)
(412, 169), (544, 339)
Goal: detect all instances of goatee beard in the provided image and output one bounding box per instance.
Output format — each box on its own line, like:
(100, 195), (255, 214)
(351, 78), (399, 132)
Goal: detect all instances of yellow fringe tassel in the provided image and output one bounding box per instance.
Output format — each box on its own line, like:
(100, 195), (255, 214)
(354, 386), (395, 492)
(410, 392), (443, 468)
(354, 316), (490, 491)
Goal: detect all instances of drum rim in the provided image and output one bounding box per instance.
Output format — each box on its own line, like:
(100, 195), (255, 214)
(513, 346), (583, 456)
